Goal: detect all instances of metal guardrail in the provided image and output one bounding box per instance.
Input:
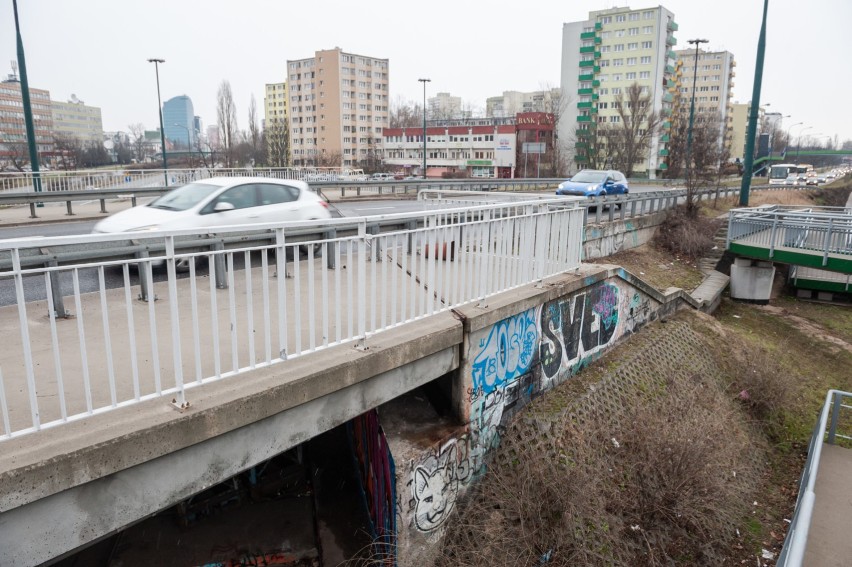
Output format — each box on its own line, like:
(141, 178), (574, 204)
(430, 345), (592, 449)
(726, 206), (852, 266)
(0, 196), (584, 440)
(777, 389), (852, 566)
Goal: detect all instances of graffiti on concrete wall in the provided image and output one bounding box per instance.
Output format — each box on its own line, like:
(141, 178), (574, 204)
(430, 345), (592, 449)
(404, 280), (655, 535)
(349, 410), (396, 551)
(539, 281), (652, 382)
(405, 435), (472, 532)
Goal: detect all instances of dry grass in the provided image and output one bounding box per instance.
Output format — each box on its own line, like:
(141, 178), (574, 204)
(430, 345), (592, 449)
(604, 243), (705, 292)
(434, 320), (767, 567)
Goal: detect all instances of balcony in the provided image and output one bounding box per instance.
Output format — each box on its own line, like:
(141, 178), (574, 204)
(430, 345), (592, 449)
(662, 92), (674, 103)
(590, 106), (598, 114)
(666, 79), (677, 88)
(592, 80), (600, 87)
(577, 115), (592, 123)
(579, 73), (594, 81)
(579, 60), (595, 68)
(592, 94), (599, 101)
(667, 21), (679, 32)
(595, 22), (602, 30)
(578, 88), (593, 95)
(665, 65), (675, 74)
(580, 45), (596, 54)
(667, 36), (677, 45)
(577, 101), (593, 109)
(659, 161), (668, 170)
(661, 108), (673, 117)
(575, 142), (588, 149)
(660, 134), (670, 142)
(594, 66), (601, 73)
(663, 121), (672, 129)
(659, 148), (669, 156)
(594, 51), (602, 59)
(667, 50), (676, 60)
(580, 31), (596, 40)
(575, 154), (589, 163)
(595, 37), (602, 45)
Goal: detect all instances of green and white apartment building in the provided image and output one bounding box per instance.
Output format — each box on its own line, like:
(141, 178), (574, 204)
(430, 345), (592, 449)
(560, 5), (679, 178)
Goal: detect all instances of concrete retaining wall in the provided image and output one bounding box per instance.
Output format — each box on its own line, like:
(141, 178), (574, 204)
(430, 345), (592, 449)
(583, 211), (668, 260)
(392, 264), (688, 565)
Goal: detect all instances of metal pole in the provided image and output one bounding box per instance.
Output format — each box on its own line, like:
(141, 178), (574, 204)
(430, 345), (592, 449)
(418, 78), (430, 178)
(12, 0), (42, 198)
(148, 58), (168, 187)
(685, 38), (708, 187)
(739, 0), (770, 207)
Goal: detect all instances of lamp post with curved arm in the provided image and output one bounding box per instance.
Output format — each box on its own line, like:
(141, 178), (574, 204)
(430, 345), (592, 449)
(783, 121), (803, 159)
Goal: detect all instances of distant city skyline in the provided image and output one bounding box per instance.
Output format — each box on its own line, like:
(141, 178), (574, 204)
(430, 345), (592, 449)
(2, 0), (850, 142)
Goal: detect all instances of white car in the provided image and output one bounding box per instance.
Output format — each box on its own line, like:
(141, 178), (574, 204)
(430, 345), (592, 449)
(93, 177), (331, 234)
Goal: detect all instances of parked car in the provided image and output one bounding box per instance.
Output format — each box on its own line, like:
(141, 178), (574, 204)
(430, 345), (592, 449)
(555, 169), (629, 197)
(93, 177), (330, 234)
(371, 172), (394, 181)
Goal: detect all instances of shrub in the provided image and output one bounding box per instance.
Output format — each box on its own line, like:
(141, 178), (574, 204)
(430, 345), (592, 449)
(654, 207), (722, 261)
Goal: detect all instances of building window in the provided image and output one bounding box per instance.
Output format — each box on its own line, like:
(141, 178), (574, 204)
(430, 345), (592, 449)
(627, 57), (637, 65)
(613, 59), (623, 67)
(629, 12), (640, 21)
(642, 41), (653, 49)
(628, 42), (638, 50)
(641, 56), (651, 64)
(626, 72), (636, 79)
(629, 27), (639, 35)
(639, 71), (650, 79)
(643, 25), (653, 34)
(615, 15), (626, 22)
(614, 44), (624, 51)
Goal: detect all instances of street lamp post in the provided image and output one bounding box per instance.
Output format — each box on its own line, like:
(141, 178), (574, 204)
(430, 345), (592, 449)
(175, 123), (192, 165)
(418, 78), (430, 178)
(12, 0), (42, 199)
(739, 0), (770, 206)
(783, 121), (803, 158)
(147, 58), (168, 187)
(685, 38), (708, 187)
(795, 126), (813, 166)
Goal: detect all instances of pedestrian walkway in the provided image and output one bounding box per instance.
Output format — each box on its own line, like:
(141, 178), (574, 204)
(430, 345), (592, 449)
(803, 443), (852, 567)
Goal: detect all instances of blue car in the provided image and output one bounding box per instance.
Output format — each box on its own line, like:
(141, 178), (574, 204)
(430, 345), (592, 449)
(555, 169), (629, 196)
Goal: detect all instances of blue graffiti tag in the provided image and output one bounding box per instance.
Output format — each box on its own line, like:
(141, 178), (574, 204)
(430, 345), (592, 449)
(471, 309), (538, 396)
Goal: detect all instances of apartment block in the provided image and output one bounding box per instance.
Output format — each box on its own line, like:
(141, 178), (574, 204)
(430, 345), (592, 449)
(560, 5), (679, 177)
(674, 48), (736, 155)
(485, 89), (562, 119)
(264, 82), (288, 127)
(51, 95), (104, 145)
(0, 74), (54, 161)
(428, 92), (463, 120)
(286, 48), (389, 168)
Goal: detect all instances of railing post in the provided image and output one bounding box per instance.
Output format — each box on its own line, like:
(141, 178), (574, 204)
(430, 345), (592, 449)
(827, 392), (842, 444)
(630, 198), (637, 218)
(356, 220), (368, 350)
(768, 216), (779, 258)
(822, 218), (834, 267)
(99, 199), (107, 214)
(29, 203), (37, 219)
(45, 259), (69, 318)
(326, 229), (336, 269)
(65, 201), (74, 216)
(165, 235), (187, 410)
(370, 224), (381, 261)
(135, 250), (154, 302)
(213, 241), (228, 289)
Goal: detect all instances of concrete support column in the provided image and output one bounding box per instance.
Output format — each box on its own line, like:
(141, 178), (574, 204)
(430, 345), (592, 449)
(730, 257), (775, 303)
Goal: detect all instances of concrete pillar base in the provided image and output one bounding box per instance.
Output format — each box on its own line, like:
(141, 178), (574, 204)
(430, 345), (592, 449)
(730, 257), (775, 303)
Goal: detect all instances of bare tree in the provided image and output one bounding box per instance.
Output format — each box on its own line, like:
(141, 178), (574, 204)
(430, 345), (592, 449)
(605, 83), (661, 177)
(539, 84), (573, 176)
(52, 135), (83, 170)
(217, 80), (238, 167)
(128, 123), (147, 163)
(247, 95), (261, 166)
(389, 96), (421, 128)
(264, 117), (289, 168)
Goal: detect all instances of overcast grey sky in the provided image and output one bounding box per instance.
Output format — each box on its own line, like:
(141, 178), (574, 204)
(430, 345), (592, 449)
(3, 0), (850, 144)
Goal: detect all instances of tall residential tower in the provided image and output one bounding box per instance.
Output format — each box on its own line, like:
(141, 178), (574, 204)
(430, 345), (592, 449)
(560, 5), (679, 177)
(287, 48), (389, 168)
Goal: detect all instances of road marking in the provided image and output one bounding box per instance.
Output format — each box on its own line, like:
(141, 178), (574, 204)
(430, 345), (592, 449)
(352, 206), (395, 211)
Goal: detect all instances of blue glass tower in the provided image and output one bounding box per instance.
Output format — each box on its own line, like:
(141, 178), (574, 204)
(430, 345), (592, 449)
(162, 95), (195, 148)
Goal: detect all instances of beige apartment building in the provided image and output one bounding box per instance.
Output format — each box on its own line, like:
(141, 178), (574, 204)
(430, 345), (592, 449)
(264, 82), (287, 126)
(286, 48), (389, 168)
(674, 48), (736, 157)
(51, 95), (104, 145)
(560, 5), (679, 177)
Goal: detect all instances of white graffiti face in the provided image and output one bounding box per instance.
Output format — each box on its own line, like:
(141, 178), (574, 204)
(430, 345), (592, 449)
(413, 464), (458, 532)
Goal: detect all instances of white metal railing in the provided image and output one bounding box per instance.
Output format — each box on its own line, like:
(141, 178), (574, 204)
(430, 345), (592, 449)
(727, 206), (852, 265)
(0, 167), (372, 193)
(777, 389), (852, 566)
(0, 197), (583, 440)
